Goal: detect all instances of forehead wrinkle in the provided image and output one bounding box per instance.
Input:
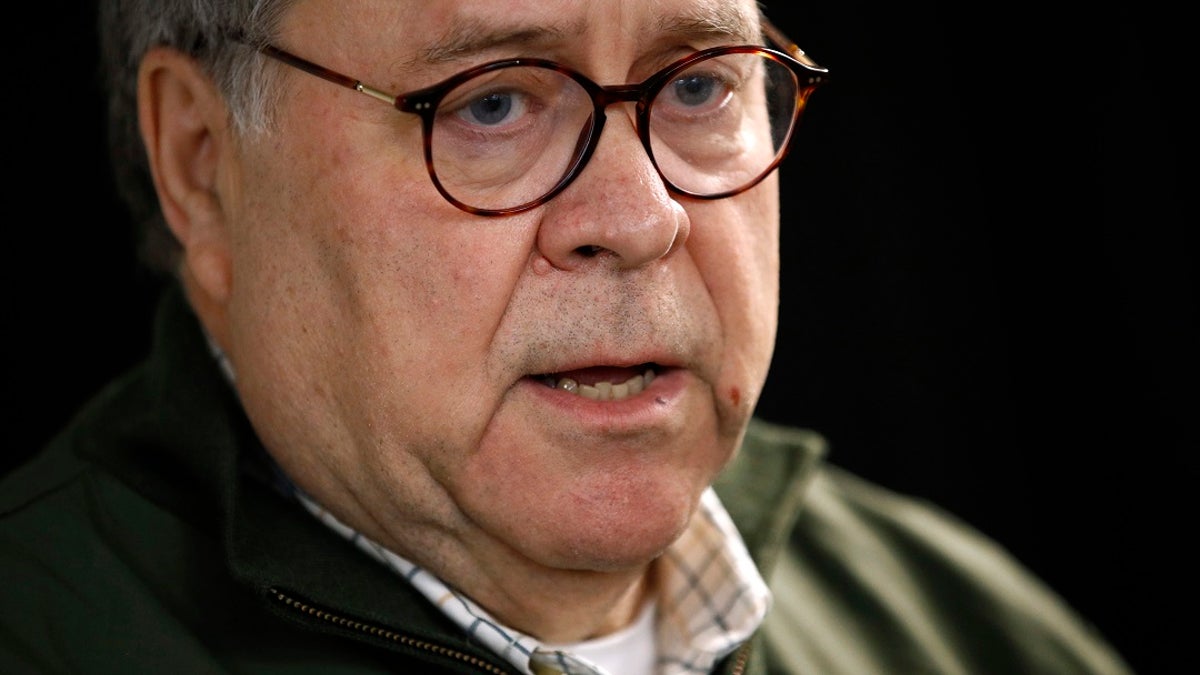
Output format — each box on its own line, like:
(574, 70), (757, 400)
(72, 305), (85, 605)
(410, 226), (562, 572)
(414, 17), (584, 65)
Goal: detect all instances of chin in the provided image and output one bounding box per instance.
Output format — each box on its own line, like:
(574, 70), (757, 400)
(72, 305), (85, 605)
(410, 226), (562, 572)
(538, 517), (691, 573)
(520, 465), (710, 572)
(462, 397), (734, 571)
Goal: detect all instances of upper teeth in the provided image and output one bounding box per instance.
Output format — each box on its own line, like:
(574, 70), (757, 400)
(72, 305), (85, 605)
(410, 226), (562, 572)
(543, 368), (656, 401)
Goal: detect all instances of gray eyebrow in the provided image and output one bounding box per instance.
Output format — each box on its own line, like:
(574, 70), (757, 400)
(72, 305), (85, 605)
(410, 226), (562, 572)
(655, 3), (761, 45)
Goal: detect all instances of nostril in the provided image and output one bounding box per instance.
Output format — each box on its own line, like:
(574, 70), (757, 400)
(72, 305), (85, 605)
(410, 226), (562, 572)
(575, 245), (604, 257)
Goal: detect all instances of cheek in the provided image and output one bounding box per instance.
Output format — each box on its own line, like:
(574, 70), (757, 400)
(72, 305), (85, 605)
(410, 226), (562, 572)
(226, 131), (536, 471)
(687, 184), (780, 412)
(238, 125), (520, 351)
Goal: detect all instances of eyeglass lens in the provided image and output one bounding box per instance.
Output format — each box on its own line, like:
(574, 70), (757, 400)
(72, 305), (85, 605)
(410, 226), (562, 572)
(427, 50), (800, 213)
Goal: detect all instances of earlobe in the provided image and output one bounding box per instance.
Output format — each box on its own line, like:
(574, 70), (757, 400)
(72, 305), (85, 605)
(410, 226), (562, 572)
(138, 46), (234, 312)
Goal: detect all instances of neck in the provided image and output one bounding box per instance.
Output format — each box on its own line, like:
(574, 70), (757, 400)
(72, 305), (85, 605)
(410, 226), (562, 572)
(298, 470), (664, 644)
(443, 542), (657, 644)
(380, 519), (659, 643)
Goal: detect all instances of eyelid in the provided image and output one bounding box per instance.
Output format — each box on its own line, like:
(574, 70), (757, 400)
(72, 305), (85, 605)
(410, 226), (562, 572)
(633, 39), (749, 84)
(438, 67), (559, 106)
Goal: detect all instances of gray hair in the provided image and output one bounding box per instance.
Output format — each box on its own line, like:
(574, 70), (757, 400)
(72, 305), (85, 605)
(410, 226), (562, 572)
(98, 0), (294, 274)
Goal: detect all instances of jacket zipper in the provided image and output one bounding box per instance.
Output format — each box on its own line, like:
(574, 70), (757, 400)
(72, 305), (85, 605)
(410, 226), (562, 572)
(273, 585), (754, 675)
(728, 640), (752, 675)
(269, 587), (512, 674)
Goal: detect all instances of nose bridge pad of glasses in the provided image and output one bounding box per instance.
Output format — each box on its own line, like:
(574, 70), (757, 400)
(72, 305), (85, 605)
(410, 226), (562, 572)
(568, 85), (652, 191)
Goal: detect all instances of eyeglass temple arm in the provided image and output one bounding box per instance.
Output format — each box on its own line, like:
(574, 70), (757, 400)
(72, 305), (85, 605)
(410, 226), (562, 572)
(760, 16), (827, 72)
(259, 44), (398, 104)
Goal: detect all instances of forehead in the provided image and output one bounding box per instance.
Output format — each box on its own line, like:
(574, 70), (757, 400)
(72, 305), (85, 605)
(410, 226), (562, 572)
(282, 0), (762, 66)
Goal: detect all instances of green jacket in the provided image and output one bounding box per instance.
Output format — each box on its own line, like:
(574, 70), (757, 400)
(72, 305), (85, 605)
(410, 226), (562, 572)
(1, 284), (1133, 674)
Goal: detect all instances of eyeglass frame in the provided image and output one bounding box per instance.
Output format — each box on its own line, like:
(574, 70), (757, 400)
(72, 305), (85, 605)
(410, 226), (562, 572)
(245, 16), (829, 216)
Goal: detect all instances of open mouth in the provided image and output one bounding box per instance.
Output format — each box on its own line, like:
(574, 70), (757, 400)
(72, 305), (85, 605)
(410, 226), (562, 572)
(537, 364), (659, 401)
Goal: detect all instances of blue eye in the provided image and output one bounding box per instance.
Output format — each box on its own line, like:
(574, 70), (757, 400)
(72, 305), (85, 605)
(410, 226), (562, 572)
(465, 92), (515, 125)
(451, 88), (533, 129)
(670, 75), (718, 106)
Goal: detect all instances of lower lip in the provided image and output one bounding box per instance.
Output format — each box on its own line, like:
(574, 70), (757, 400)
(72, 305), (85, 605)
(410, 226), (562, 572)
(519, 367), (691, 429)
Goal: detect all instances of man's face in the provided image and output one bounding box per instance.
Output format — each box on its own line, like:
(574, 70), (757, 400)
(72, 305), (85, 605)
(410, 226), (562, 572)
(221, 0), (779, 579)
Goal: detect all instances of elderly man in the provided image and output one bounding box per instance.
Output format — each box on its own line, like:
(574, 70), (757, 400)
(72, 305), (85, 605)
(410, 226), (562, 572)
(0, 1), (1133, 673)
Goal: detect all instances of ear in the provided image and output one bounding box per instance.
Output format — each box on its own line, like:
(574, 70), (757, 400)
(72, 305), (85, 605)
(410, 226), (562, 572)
(137, 46), (235, 341)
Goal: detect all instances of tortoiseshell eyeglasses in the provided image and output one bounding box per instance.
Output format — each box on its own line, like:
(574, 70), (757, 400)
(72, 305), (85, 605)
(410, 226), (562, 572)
(251, 18), (828, 216)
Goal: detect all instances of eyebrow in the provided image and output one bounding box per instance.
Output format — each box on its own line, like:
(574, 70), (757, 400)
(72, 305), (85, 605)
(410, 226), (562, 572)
(415, 2), (760, 66)
(655, 3), (761, 45)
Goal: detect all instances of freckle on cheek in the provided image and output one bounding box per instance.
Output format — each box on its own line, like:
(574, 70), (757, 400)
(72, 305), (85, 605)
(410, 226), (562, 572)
(729, 387), (741, 407)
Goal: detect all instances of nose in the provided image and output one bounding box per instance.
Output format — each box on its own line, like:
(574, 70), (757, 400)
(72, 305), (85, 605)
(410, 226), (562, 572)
(534, 109), (691, 272)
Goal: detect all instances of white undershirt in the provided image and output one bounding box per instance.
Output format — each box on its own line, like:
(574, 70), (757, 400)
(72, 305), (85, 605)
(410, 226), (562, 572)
(536, 598), (657, 675)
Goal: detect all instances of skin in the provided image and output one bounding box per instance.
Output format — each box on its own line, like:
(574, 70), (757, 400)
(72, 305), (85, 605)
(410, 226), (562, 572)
(139, 0), (780, 643)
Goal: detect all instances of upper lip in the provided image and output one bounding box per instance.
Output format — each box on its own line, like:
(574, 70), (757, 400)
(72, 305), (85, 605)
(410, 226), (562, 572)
(526, 351), (684, 378)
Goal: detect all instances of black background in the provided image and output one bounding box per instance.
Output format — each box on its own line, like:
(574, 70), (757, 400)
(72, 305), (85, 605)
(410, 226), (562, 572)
(5, 3), (1193, 673)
